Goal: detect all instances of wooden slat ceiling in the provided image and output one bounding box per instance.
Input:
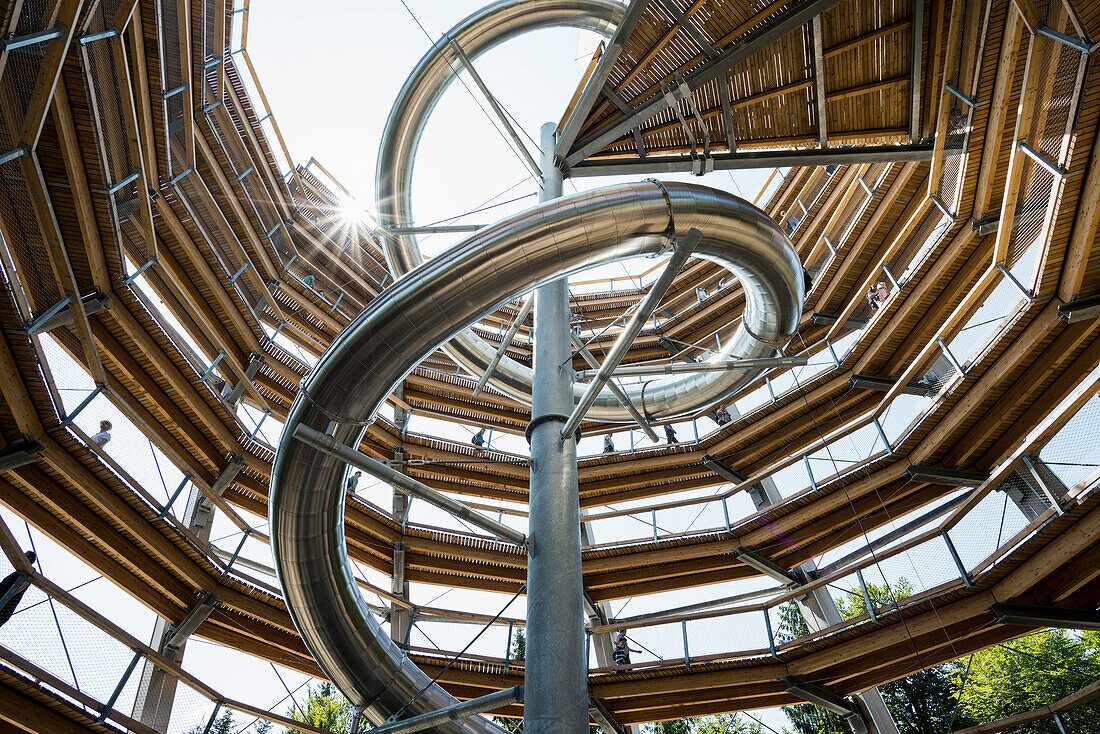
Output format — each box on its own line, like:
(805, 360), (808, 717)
(561, 0), (927, 166)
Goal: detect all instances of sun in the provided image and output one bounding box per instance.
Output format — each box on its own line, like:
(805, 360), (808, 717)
(337, 196), (373, 226)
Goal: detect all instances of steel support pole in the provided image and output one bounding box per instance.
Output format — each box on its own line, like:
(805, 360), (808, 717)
(525, 122), (587, 734)
(132, 483), (215, 731)
(294, 425), (525, 546)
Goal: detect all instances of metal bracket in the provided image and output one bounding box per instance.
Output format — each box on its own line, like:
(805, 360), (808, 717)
(79, 27), (119, 45)
(5, 26), (65, 50)
(661, 74), (712, 175)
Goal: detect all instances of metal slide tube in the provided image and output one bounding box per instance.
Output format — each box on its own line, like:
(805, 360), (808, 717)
(473, 293), (534, 397)
(377, 0), (806, 421)
(560, 228), (700, 439)
(293, 425), (526, 547)
(571, 334), (659, 442)
(524, 123), (587, 734)
(271, 180), (801, 732)
(574, 355), (808, 379)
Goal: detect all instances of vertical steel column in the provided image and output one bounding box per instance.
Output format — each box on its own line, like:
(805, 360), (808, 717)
(524, 122), (586, 734)
(132, 485), (215, 731)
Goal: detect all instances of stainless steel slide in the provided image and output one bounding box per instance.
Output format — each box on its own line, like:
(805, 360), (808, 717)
(271, 180), (803, 731)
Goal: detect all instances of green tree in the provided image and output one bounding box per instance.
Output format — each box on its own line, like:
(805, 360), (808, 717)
(953, 629), (1100, 733)
(688, 713), (762, 734)
(779, 579), (971, 734)
(837, 579), (969, 734)
(775, 600), (848, 734)
(285, 682), (353, 734)
(493, 629), (525, 733)
(186, 709), (236, 734)
(256, 722), (273, 734)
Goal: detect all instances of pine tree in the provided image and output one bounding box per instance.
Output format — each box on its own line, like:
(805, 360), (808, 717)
(186, 709), (236, 734)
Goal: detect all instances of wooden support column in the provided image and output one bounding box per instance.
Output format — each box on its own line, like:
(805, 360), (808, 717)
(993, 30), (1052, 265)
(1058, 106), (1100, 301)
(125, 1), (163, 186)
(18, 0), (82, 150)
(19, 153), (108, 385)
(927, 0), (968, 190)
(51, 79), (110, 290)
(152, 196), (262, 351)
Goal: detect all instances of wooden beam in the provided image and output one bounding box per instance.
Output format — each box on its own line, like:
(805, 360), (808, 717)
(992, 30), (1051, 264)
(18, 0), (82, 150)
(18, 153), (108, 385)
(0, 679), (94, 734)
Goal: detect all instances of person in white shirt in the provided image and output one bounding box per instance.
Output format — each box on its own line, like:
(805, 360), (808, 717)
(90, 420), (112, 447)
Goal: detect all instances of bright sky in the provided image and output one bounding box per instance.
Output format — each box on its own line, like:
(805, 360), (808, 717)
(3, 2), (1088, 734)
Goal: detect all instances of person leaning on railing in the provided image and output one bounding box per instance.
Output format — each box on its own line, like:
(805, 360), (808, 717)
(90, 419), (112, 447)
(612, 630), (641, 667)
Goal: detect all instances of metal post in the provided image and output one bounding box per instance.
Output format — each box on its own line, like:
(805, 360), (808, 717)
(856, 568), (877, 623)
(294, 425), (526, 546)
(873, 417), (894, 454)
(561, 228), (700, 438)
(156, 474), (192, 520)
(943, 531), (972, 588)
(474, 293), (534, 397)
(201, 702), (224, 734)
(763, 608), (777, 656)
(525, 122), (587, 734)
(804, 455), (818, 492)
(571, 335), (659, 442)
(937, 338), (966, 376)
(220, 530), (251, 578)
(373, 687), (524, 734)
(97, 650), (143, 722)
(504, 621), (514, 670)
(133, 483), (215, 730)
(60, 384), (105, 427)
